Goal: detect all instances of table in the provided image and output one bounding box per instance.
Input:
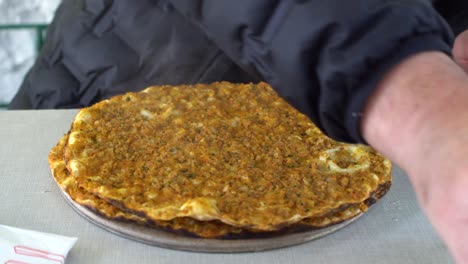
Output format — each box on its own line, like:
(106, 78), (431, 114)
(0, 110), (454, 264)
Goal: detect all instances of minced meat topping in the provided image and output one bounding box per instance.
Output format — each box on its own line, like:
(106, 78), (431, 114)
(64, 82), (391, 230)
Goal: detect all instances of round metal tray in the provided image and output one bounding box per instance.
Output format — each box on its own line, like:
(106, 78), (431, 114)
(60, 188), (362, 253)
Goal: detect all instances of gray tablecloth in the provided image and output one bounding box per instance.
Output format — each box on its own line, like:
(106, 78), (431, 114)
(0, 110), (454, 264)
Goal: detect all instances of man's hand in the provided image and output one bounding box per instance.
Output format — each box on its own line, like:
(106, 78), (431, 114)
(361, 46), (468, 263)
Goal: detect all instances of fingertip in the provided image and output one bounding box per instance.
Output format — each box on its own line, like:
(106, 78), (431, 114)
(453, 30), (468, 71)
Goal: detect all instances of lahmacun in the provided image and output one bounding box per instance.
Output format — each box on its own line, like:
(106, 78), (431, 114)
(57, 82), (391, 231)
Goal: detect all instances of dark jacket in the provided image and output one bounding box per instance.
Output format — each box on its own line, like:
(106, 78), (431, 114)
(10, 0), (461, 143)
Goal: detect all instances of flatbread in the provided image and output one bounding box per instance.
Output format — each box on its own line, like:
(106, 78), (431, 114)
(64, 82), (392, 231)
(50, 135), (390, 238)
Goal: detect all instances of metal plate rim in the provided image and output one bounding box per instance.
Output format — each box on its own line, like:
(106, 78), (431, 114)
(59, 188), (363, 253)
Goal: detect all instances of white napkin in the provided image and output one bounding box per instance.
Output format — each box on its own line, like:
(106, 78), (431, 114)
(0, 224), (77, 264)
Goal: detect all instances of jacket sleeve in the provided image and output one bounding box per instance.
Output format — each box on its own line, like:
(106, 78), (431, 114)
(168, 0), (454, 143)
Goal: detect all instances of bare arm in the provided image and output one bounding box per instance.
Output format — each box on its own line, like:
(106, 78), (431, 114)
(362, 51), (468, 263)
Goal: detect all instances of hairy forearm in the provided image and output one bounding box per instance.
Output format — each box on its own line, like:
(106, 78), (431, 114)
(361, 51), (468, 263)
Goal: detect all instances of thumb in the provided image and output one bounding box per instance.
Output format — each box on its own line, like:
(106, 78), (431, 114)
(453, 30), (468, 73)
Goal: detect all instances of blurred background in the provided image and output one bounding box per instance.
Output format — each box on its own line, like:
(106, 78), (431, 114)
(0, 0), (60, 109)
